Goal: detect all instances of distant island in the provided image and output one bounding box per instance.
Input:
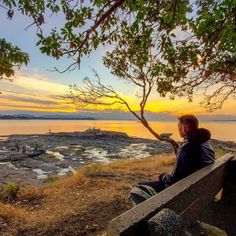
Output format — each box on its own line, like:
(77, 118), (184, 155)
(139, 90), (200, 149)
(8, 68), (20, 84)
(0, 114), (96, 120)
(213, 119), (236, 122)
(1, 114), (236, 122)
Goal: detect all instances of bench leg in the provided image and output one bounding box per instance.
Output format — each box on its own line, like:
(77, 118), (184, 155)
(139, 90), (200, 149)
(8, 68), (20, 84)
(148, 208), (185, 236)
(221, 158), (236, 207)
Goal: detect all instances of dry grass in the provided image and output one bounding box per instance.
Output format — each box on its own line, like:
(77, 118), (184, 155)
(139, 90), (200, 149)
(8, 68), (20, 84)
(0, 203), (29, 219)
(83, 154), (175, 177)
(0, 149), (228, 236)
(0, 153), (174, 236)
(214, 147), (230, 159)
(0, 203), (30, 236)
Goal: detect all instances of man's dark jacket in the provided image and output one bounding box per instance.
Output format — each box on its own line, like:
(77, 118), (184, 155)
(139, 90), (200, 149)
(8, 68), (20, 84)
(160, 128), (215, 187)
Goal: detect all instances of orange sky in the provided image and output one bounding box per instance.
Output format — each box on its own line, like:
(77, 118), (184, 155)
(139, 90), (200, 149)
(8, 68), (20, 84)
(0, 72), (235, 117)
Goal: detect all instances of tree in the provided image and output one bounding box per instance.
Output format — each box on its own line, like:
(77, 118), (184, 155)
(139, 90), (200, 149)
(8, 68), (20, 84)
(66, 24), (182, 152)
(1, 0), (235, 151)
(0, 39), (29, 80)
(1, 0), (235, 108)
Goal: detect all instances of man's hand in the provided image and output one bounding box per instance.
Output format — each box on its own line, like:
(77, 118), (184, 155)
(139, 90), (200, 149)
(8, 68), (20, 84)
(153, 172), (160, 180)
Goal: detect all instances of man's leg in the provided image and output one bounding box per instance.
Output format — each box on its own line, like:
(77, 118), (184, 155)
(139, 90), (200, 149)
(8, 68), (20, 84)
(138, 180), (165, 193)
(129, 180), (166, 205)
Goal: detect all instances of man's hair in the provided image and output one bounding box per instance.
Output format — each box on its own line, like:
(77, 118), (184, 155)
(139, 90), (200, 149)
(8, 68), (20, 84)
(178, 115), (199, 131)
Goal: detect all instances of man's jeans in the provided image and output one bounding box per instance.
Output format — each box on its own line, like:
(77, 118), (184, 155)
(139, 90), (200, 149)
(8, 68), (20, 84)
(138, 180), (166, 193)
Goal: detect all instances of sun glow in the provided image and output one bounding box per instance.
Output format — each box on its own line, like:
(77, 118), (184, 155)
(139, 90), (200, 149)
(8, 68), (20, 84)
(0, 72), (235, 115)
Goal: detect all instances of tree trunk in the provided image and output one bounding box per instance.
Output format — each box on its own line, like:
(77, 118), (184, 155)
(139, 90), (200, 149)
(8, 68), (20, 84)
(141, 120), (179, 154)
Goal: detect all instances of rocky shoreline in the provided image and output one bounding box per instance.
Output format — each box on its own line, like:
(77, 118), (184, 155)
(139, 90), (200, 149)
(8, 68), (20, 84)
(0, 128), (235, 186)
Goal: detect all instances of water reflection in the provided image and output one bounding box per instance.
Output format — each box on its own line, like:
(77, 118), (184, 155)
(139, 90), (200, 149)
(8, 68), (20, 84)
(0, 120), (235, 142)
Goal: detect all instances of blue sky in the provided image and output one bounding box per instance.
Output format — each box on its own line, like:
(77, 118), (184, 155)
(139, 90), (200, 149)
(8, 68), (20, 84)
(1, 9), (124, 85)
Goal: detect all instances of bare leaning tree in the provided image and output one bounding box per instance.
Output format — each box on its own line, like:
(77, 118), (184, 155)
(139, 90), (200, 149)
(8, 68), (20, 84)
(67, 73), (179, 154)
(66, 28), (179, 153)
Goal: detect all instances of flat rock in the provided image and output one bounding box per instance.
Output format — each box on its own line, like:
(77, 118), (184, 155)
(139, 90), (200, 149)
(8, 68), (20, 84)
(0, 130), (234, 186)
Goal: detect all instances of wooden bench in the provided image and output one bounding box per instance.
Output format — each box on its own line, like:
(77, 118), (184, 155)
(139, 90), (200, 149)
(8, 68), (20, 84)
(107, 153), (236, 236)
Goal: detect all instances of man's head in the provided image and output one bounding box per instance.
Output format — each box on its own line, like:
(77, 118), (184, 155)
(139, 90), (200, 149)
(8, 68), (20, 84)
(178, 115), (199, 138)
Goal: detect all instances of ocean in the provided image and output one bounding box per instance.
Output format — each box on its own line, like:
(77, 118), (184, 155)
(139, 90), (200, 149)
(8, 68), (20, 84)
(0, 120), (235, 142)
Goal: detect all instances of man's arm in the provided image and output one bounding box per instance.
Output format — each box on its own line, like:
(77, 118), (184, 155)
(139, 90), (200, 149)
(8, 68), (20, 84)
(159, 144), (189, 186)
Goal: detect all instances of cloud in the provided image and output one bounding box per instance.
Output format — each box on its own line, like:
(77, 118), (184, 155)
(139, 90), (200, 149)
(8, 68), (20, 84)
(0, 93), (58, 106)
(1, 72), (68, 95)
(0, 72), (78, 112)
(0, 71), (235, 115)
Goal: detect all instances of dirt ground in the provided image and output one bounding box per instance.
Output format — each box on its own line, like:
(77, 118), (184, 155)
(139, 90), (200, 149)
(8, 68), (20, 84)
(0, 154), (174, 236)
(0, 146), (233, 236)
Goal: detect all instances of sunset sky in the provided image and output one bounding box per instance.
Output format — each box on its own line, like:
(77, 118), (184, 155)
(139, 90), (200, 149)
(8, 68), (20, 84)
(0, 10), (235, 119)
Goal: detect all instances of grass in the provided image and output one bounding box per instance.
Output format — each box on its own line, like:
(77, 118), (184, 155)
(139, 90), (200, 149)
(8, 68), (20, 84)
(214, 147), (230, 158)
(43, 176), (60, 184)
(0, 182), (19, 202)
(0, 148), (231, 236)
(28, 143), (41, 148)
(0, 203), (29, 220)
(19, 187), (45, 202)
(0, 153), (174, 236)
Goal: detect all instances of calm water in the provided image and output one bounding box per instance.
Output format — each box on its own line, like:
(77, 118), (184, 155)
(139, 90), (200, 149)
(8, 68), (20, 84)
(0, 120), (235, 142)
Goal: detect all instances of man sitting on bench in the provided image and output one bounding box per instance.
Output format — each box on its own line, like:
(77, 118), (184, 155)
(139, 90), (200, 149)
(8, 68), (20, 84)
(130, 115), (215, 205)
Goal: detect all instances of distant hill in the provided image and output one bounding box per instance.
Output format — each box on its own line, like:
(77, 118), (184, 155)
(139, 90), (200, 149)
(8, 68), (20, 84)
(213, 119), (236, 122)
(0, 112), (235, 121)
(0, 114), (96, 120)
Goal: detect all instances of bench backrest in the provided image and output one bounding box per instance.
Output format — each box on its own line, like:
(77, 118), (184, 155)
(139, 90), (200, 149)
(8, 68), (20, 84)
(107, 153), (234, 236)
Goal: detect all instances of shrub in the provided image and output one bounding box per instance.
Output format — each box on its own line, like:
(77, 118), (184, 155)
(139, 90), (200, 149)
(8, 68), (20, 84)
(83, 163), (103, 175)
(0, 182), (19, 201)
(19, 187), (44, 202)
(0, 203), (29, 219)
(28, 142), (41, 148)
(43, 176), (59, 184)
